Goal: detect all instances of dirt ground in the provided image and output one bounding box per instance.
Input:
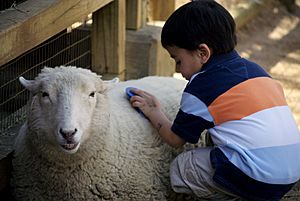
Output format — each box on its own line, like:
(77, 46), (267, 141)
(236, 0), (300, 130)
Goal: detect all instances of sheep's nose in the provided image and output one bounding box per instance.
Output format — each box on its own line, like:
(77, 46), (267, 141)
(59, 128), (77, 140)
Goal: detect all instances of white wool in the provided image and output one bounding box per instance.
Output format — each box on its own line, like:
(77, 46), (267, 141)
(12, 66), (194, 201)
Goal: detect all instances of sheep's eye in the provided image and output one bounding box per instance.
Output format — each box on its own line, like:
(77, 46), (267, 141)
(89, 91), (96, 97)
(41, 92), (49, 97)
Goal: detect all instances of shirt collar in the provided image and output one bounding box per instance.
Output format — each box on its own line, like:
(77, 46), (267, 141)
(201, 50), (240, 72)
(188, 50), (240, 84)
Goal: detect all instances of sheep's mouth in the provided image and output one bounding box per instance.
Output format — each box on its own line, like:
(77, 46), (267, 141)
(61, 142), (79, 150)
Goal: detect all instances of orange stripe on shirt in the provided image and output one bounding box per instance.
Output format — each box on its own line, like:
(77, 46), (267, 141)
(208, 77), (287, 125)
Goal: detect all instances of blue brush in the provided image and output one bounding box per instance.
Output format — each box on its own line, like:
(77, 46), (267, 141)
(125, 87), (137, 100)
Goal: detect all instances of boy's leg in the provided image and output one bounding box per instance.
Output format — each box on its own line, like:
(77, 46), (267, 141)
(170, 147), (239, 200)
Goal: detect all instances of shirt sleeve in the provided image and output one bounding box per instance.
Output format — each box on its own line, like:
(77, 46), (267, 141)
(171, 109), (214, 143)
(171, 90), (215, 143)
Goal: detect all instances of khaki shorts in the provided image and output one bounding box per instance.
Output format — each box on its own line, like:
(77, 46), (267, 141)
(170, 147), (241, 200)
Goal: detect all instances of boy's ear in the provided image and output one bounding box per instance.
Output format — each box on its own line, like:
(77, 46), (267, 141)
(197, 44), (212, 64)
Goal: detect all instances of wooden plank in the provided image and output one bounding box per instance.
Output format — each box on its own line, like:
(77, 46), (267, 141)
(126, 0), (147, 30)
(0, 0), (113, 67)
(125, 25), (175, 80)
(149, 0), (175, 21)
(148, 0), (188, 21)
(91, 0), (126, 80)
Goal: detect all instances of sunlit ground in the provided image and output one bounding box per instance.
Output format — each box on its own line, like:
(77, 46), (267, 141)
(269, 50), (300, 129)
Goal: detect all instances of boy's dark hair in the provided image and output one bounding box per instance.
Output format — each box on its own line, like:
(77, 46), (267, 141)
(161, 0), (237, 55)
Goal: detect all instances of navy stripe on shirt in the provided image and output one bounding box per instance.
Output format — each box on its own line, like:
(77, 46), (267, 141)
(171, 109), (214, 143)
(210, 148), (295, 201)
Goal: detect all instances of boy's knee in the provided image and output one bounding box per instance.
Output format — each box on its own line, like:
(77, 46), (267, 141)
(169, 152), (194, 194)
(170, 152), (186, 183)
(170, 151), (191, 178)
(169, 148), (216, 194)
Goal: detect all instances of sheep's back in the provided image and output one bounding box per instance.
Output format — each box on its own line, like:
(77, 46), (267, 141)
(109, 76), (187, 120)
(94, 76), (188, 199)
(106, 76), (187, 155)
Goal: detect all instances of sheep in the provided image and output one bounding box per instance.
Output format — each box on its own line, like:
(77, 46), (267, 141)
(11, 66), (189, 201)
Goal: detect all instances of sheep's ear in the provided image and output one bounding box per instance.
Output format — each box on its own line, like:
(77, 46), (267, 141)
(19, 77), (38, 93)
(103, 77), (119, 84)
(97, 77), (119, 93)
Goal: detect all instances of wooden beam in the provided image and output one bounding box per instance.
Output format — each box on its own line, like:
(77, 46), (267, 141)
(126, 0), (147, 30)
(91, 0), (126, 80)
(150, 0), (174, 21)
(0, 0), (113, 67)
(148, 0), (188, 21)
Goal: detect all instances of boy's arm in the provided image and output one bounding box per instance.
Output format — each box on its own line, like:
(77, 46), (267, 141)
(130, 89), (186, 148)
(148, 109), (186, 148)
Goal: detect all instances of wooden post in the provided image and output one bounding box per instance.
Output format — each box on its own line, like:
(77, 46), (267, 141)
(126, 0), (147, 30)
(148, 0), (188, 21)
(91, 0), (126, 80)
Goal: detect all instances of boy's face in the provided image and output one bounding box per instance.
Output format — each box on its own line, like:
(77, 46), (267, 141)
(166, 46), (204, 80)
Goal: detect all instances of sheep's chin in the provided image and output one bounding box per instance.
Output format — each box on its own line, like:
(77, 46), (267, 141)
(59, 142), (80, 154)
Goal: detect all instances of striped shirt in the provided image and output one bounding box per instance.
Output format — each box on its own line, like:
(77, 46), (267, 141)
(171, 50), (300, 200)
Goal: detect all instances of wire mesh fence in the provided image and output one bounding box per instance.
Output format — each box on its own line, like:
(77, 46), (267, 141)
(0, 25), (91, 135)
(0, 0), (27, 12)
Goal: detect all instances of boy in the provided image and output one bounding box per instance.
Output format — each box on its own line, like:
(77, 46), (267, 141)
(129, 0), (300, 200)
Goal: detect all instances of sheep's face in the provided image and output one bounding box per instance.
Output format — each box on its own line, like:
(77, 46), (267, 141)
(19, 66), (108, 154)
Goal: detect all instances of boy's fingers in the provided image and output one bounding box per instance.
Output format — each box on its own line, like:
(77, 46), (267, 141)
(130, 95), (144, 104)
(130, 96), (148, 107)
(130, 95), (141, 103)
(132, 100), (143, 108)
(131, 88), (143, 96)
(142, 91), (154, 98)
(132, 89), (153, 98)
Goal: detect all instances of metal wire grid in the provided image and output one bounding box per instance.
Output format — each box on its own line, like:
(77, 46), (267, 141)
(0, 0), (27, 12)
(0, 25), (91, 134)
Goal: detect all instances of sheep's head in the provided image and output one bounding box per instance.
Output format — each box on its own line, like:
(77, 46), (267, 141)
(19, 66), (115, 154)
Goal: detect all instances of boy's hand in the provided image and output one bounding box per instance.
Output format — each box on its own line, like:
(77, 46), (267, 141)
(129, 89), (161, 119)
(129, 88), (185, 147)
